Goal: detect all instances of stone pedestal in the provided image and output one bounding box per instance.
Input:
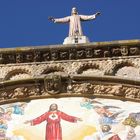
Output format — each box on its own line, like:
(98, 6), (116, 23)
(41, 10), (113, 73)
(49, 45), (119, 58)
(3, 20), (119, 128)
(63, 36), (90, 44)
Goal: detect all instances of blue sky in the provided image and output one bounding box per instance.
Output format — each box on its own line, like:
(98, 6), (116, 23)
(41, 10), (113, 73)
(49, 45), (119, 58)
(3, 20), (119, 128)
(0, 0), (139, 48)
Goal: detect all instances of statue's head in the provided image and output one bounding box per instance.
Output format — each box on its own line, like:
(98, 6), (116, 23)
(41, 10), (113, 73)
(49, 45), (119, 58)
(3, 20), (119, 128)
(71, 7), (78, 15)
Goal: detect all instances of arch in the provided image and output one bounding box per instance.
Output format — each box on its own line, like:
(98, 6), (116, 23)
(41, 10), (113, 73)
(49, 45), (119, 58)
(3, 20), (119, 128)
(76, 63), (103, 75)
(41, 66), (65, 75)
(4, 69), (31, 80)
(112, 61), (136, 76)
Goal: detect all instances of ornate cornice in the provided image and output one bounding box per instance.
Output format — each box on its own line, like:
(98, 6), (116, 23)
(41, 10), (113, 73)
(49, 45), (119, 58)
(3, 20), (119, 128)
(0, 40), (140, 64)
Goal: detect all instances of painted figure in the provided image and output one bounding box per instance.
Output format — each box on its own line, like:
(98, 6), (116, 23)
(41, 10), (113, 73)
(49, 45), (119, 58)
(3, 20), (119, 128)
(25, 103), (82, 140)
(12, 103), (27, 115)
(122, 112), (140, 140)
(80, 98), (122, 125)
(94, 106), (122, 125)
(48, 7), (100, 36)
(84, 124), (121, 140)
(96, 125), (121, 140)
(80, 98), (102, 110)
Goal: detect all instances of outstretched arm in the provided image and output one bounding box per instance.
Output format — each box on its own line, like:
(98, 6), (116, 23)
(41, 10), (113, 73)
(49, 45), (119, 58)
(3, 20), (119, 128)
(24, 112), (48, 126)
(60, 111), (82, 122)
(48, 16), (70, 23)
(80, 12), (101, 21)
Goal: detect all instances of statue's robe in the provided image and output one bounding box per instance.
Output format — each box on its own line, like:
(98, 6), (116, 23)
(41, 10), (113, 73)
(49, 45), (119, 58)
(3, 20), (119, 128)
(31, 111), (78, 140)
(54, 14), (96, 36)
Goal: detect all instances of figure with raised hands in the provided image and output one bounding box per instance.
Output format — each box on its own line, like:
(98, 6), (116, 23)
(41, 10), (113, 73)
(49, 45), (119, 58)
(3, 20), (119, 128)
(48, 7), (101, 37)
(25, 103), (82, 140)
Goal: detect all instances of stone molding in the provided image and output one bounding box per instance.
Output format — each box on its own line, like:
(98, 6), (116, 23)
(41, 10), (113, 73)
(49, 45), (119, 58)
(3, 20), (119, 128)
(0, 40), (140, 104)
(0, 75), (140, 104)
(0, 57), (140, 81)
(0, 40), (139, 64)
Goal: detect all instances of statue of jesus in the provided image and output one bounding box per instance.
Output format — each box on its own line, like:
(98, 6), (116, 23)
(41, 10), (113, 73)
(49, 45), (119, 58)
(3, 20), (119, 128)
(48, 7), (101, 37)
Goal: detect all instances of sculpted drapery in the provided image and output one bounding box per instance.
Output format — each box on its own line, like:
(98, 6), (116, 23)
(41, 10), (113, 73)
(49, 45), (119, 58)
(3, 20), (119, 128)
(54, 14), (96, 36)
(49, 7), (100, 37)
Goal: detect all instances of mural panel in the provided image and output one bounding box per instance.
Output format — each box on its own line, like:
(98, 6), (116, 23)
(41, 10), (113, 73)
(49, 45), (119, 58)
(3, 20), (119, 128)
(0, 97), (140, 140)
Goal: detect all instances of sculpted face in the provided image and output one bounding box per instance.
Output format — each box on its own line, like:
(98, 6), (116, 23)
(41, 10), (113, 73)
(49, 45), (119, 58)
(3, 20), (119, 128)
(72, 7), (78, 15)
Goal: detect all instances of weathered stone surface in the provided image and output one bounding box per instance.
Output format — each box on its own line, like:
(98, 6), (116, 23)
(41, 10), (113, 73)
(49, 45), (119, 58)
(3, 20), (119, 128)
(0, 57), (140, 81)
(0, 40), (139, 64)
(0, 40), (140, 103)
(0, 75), (139, 104)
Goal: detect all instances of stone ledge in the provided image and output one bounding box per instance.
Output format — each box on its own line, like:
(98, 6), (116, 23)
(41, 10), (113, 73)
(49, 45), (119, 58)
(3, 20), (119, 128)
(0, 39), (139, 64)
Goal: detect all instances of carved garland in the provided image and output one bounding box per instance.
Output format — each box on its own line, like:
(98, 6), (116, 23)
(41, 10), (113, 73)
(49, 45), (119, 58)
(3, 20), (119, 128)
(0, 75), (140, 104)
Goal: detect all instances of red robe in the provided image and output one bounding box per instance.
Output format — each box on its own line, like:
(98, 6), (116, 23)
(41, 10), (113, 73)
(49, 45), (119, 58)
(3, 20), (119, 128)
(100, 133), (121, 140)
(108, 134), (121, 140)
(31, 111), (78, 140)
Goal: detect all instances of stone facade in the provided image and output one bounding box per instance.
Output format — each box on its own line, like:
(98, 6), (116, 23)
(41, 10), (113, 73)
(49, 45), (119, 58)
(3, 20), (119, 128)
(1, 57), (140, 81)
(0, 39), (140, 104)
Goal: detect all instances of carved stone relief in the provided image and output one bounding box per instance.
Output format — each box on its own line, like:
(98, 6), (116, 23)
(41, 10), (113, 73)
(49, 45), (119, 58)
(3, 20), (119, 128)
(0, 81), (139, 103)
(0, 57), (139, 81)
(44, 75), (62, 94)
(71, 83), (140, 100)
(115, 66), (140, 79)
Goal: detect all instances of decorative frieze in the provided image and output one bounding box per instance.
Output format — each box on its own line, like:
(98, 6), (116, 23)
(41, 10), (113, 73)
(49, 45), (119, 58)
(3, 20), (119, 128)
(0, 40), (139, 64)
(0, 75), (140, 104)
(0, 57), (140, 81)
(0, 40), (139, 104)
